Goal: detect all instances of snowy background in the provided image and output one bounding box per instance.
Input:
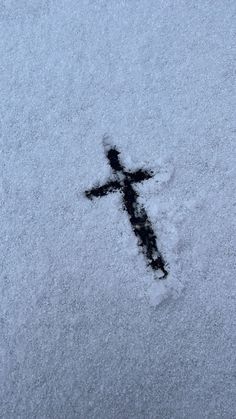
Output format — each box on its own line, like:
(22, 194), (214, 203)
(0, 0), (236, 417)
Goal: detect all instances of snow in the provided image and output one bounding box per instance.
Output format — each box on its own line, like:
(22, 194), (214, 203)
(0, 0), (235, 417)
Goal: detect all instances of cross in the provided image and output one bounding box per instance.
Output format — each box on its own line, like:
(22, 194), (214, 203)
(85, 146), (168, 278)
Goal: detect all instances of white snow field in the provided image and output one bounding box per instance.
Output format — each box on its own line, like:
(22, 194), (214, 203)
(0, 1), (236, 417)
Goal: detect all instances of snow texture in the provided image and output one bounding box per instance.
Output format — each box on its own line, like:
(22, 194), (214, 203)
(0, 0), (235, 417)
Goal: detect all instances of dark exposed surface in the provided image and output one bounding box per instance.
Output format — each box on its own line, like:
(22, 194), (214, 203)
(85, 146), (168, 277)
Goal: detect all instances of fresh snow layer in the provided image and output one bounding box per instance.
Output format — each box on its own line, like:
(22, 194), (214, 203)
(0, 1), (235, 418)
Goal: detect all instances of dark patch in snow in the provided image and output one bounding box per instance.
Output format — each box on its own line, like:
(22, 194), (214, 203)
(85, 146), (168, 278)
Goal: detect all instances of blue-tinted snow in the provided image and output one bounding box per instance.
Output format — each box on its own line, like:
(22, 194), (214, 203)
(0, 1), (235, 417)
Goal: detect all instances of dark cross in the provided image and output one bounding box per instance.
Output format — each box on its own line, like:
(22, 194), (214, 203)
(85, 146), (168, 278)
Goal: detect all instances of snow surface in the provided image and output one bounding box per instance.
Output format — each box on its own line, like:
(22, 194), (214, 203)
(0, 0), (235, 417)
